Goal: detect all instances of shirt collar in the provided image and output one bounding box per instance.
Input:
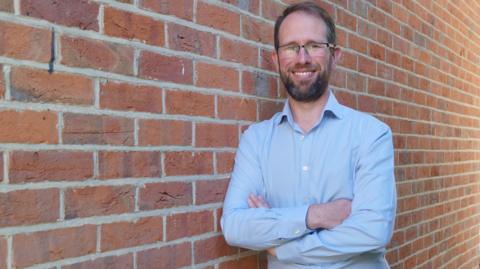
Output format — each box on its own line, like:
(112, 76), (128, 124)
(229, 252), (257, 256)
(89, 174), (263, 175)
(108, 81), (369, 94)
(275, 90), (345, 126)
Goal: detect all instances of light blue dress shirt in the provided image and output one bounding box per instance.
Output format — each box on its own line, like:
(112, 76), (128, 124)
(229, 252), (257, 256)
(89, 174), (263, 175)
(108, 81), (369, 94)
(221, 91), (396, 268)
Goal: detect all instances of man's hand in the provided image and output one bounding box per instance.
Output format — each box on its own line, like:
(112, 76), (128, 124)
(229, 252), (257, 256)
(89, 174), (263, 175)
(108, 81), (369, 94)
(247, 194), (276, 256)
(307, 199), (352, 230)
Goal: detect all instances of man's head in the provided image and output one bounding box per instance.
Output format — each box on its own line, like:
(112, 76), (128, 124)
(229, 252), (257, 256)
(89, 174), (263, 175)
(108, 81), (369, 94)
(273, 1), (341, 102)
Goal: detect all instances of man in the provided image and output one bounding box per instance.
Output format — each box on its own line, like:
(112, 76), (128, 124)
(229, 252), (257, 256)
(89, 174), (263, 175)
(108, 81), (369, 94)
(221, 1), (396, 269)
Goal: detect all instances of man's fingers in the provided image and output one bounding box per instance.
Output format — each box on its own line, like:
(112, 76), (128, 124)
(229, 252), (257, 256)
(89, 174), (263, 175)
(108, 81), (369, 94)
(247, 194), (270, 208)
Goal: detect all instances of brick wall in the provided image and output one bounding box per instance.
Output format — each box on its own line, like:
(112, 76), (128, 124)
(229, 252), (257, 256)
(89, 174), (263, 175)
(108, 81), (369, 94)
(0, 0), (478, 268)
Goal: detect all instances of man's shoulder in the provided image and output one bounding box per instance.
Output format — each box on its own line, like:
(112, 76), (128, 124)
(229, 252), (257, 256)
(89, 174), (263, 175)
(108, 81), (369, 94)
(340, 104), (391, 134)
(241, 112), (283, 141)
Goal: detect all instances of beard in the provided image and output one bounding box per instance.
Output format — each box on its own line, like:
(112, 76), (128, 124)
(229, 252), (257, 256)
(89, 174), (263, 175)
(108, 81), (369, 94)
(279, 58), (332, 102)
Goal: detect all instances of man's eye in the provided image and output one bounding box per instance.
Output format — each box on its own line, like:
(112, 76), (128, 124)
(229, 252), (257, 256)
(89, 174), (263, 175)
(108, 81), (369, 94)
(309, 43), (323, 49)
(285, 45), (298, 51)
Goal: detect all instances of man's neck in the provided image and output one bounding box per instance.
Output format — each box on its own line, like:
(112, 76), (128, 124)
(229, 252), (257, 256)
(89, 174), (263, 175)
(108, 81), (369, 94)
(288, 90), (330, 134)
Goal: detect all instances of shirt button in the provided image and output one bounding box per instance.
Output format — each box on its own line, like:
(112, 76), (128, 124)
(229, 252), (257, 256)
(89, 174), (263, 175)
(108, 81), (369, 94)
(300, 135), (305, 140)
(302, 165), (309, 171)
(294, 229), (301, 235)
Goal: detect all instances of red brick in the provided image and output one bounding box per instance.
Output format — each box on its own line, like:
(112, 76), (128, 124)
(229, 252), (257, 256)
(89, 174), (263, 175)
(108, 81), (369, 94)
(139, 51), (193, 84)
(197, 2), (240, 35)
(242, 15), (273, 44)
(138, 119), (192, 146)
(104, 7), (164, 46)
(0, 65), (4, 100)
(194, 235), (237, 264)
(0, 110), (57, 144)
(61, 254), (133, 269)
(260, 48), (276, 72)
(100, 81), (162, 113)
(219, 255), (258, 269)
(358, 55), (377, 76)
(242, 71), (277, 98)
(357, 95), (376, 113)
(339, 50), (357, 70)
(137, 242), (192, 269)
(101, 217), (163, 251)
(164, 151), (213, 176)
(62, 114), (134, 145)
(220, 0), (260, 14)
(337, 8), (357, 32)
(0, 21), (50, 62)
(196, 62), (239, 91)
(166, 210), (214, 240)
(262, 0), (285, 20)
(60, 36), (133, 75)
(12, 225), (96, 268)
(139, 181), (192, 210)
(98, 151), (161, 179)
(141, 0), (193, 21)
(220, 38), (258, 67)
(168, 23), (216, 57)
(0, 1), (13, 12)
(259, 100), (283, 120)
(165, 90), (215, 117)
(11, 67), (93, 105)
(64, 185), (135, 219)
(368, 42), (386, 61)
(9, 151), (92, 183)
(0, 189), (58, 228)
(195, 178), (229, 205)
(218, 96), (257, 121)
(196, 123), (238, 148)
(216, 152), (235, 174)
(348, 34), (367, 54)
(21, 0), (99, 30)
(0, 237), (5, 269)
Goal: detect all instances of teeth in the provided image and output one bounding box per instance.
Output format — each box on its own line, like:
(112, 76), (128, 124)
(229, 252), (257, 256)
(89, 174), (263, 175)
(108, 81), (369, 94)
(293, 71), (313, 77)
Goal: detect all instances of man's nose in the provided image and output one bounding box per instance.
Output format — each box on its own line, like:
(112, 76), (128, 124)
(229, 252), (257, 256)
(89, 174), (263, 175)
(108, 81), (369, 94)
(297, 47), (312, 64)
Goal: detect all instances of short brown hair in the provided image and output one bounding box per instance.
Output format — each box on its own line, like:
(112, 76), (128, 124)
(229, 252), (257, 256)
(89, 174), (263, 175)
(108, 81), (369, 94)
(274, 1), (336, 50)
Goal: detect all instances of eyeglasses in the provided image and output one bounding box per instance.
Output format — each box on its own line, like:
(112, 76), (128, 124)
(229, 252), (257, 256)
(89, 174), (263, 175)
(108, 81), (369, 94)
(278, 42), (336, 58)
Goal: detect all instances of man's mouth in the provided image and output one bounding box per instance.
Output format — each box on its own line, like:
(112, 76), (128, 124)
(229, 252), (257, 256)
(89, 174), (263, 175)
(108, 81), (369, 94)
(291, 70), (316, 80)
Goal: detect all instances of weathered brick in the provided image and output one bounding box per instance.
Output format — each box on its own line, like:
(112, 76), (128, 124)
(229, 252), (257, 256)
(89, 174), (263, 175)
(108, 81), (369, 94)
(61, 254), (133, 269)
(194, 235), (237, 264)
(259, 100), (283, 121)
(0, 1), (13, 12)
(0, 110), (57, 144)
(139, 181), (192, 210)
(11, 67), (93, 105)
(62, 114), (134, 145)
(98, 151), (161, 179)
(0, 21), (50, 62)
(220, 38), (258, 67)
(139, 51), (193, 84)
(197, 2), (240, 35)
(141, 0), (193, 21)
(104, 7), (164, 46)
(219, 255), (258, 269)
(61, 36), (134, 75)
(262, 0), (285, 21)
(137, 242), (192, 269)
(9, 151), (93, 183)
(196, 62), (239, 91)
(0, 236), (5, 269)
(216, 152), (235, 174)
(217, 96), (257, 121)
(101, 217), (163, 251)
(100, 81), (162, 113)
(196, 123), (238, 148)
(242, 71), (277, 98)
(195, 178), (229, 205)
(168, 23), (216, 57)
(0, 189), (58, 228)
(166, 210), (214, 240)
(165, 90), (214, 117)
(64, 185), (135, 219)
(164, 151), (213, 176)
(12, 225), (96, 268)
(220, 0), (260, 14)
(138, 119), (192, 146)
(21, 0), (98, 30)
(260, 48), (276, 72)
(242, 15), (273, 44)
(0, 64), (4, 100)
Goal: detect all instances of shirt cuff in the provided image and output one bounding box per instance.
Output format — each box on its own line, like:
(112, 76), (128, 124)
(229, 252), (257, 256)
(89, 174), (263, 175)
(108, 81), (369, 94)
(273, 204), (311, 240)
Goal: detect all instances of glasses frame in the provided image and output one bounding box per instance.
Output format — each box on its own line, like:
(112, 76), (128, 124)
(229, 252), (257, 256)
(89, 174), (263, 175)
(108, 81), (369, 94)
(278, 42), (336, 58)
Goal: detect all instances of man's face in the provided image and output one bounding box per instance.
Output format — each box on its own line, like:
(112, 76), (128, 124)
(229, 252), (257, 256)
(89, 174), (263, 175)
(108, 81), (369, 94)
(273, 12), (340, 102)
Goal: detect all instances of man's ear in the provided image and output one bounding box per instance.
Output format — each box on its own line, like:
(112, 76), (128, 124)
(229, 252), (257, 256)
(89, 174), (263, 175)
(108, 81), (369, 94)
(331, 47), (342, 68)
(271, 50), (279, 71)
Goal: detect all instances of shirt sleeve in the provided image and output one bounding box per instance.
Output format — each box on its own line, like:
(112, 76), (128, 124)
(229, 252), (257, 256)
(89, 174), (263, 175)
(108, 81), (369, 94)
(221, 125), (311, 250)
(275, 123), (397, 264)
